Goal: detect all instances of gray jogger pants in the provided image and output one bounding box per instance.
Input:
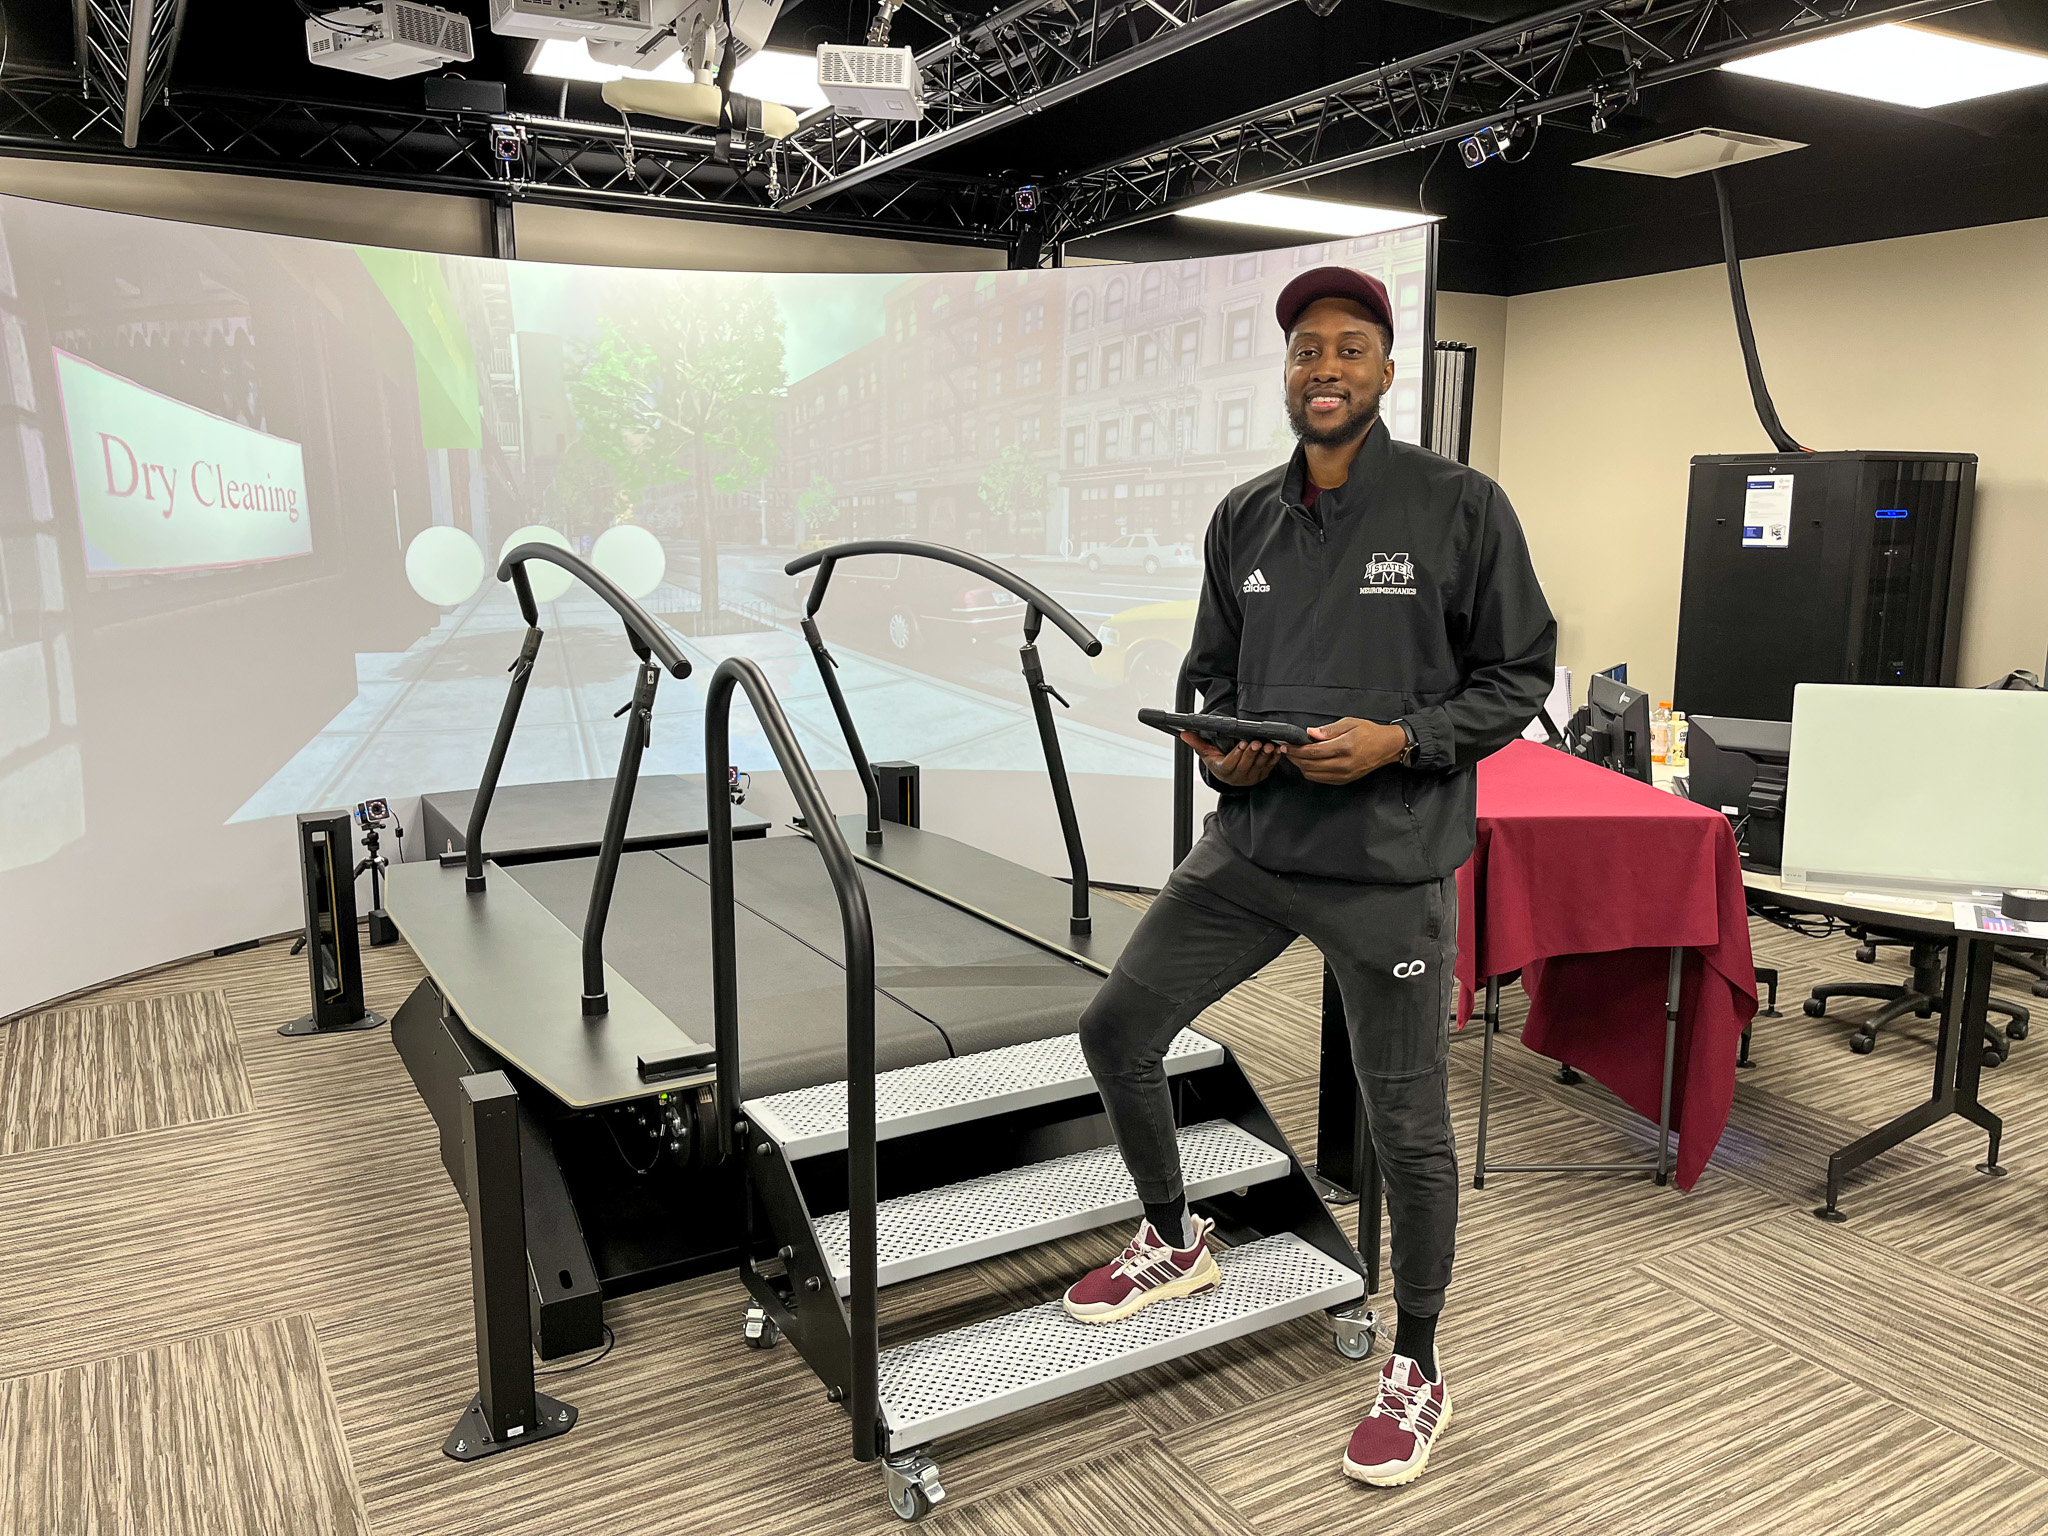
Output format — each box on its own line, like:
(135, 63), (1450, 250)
(1078, 826), (1459, 1317)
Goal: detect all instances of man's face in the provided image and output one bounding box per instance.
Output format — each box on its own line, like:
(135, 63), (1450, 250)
(1284, 296), (1394, 448)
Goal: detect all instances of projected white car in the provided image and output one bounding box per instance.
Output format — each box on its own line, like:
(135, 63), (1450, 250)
(1083, 534), (1198, 576)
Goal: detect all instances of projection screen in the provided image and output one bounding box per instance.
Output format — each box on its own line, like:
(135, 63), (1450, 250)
(0, 190), (1435, 1017)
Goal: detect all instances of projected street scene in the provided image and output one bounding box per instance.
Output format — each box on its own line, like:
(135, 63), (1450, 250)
(0, 190), (1432, 880)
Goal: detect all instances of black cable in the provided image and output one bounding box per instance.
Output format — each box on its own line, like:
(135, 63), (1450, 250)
(295, 0), (378, 37)
(538, 1324), (615, 1376)
(1416, 142), (1448, 219)
(603, 1114), (664, 1175)
(1748, 898), (1839, 942)
(1712, 167), (1809, 455)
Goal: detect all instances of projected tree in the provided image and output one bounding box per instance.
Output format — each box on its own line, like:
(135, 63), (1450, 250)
(976, 441), (1050, 551)
(569, 277), (786, 629)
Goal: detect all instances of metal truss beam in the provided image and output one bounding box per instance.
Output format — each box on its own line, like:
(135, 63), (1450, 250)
(74, 0), (189, 148)
(774, 0), (1295, 213)
(0, 79), (1019, 246)
(1046, 0), (1974, 241)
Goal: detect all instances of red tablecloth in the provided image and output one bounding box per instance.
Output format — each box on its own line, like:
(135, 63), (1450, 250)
(1453, 740), (1757, 1190)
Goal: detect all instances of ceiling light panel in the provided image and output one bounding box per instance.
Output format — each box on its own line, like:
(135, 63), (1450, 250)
(1723, 23), (2048, 109)
(1576, 127), (1806, 178)
(528, 39), (828, 111)
(1181, 192), (1438, 237)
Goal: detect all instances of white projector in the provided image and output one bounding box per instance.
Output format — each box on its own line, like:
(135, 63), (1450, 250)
(587, 0), (710, 71)
(817, 43), (922, 121)
(489, 0), (659, 45)
(305, 2), (473, 79)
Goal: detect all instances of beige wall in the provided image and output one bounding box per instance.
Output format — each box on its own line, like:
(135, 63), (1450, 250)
(1489, 217), (2048, 709)
(0, 153), (1000, 274)
(1435, 290), (1506, 481)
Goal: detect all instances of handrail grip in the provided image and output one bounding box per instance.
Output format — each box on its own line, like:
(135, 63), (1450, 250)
(704, 656), (881, 1463)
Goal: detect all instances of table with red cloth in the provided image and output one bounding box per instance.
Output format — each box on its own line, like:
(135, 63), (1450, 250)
(1450, 740), (1758, 1190)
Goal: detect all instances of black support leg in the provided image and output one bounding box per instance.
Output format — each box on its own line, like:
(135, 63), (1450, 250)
(443, 1071), (577, 1461)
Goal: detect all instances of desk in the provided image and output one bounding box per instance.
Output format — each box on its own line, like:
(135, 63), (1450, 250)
(1316, 743), (1757, 1255)
(1743, 873), (2043, 1219)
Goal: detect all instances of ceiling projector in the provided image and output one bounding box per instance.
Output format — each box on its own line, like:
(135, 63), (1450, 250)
(817, 43), (923, 121)
(488, 0), (660, 45)
(304, 1), (474, 79)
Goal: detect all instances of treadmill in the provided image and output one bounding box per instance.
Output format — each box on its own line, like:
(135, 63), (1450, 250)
(387, 540), (1371, 1519)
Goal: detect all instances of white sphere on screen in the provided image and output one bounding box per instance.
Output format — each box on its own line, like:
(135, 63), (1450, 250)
(498, 524), (576, 604)
(404, 526), (485, 606)
(592, 524), (666, 599)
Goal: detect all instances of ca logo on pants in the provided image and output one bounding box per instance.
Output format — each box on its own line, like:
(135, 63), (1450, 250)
(1393, 960), (1428, 979)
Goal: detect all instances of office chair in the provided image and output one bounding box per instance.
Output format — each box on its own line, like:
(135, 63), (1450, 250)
(1998, 947), (2048, 999)
(1803, 925), (2029, 1066)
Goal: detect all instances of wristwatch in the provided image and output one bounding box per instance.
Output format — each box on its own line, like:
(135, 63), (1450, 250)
(1393, 718), (1420, 767)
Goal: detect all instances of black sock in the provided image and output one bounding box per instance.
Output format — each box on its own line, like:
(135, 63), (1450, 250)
(1142, 1197), (1188, 1249)
(1394, 1310), (1439, 1381)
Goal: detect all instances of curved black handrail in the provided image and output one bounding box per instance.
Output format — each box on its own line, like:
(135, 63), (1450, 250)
(498, 542), (692, 679)
(783, 539), (1103, 934)
(463, 542), (692, 1020)
(704, 657), (881, 1463)
(785, 539), (1103, 657)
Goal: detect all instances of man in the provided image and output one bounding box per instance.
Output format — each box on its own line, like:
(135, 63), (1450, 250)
(1061, 267), (1555, 1487)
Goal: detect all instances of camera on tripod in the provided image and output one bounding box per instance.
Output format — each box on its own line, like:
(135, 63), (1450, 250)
(355, 798), (402, 947)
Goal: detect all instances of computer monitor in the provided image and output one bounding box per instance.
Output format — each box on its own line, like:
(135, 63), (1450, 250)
(1686, 715), (1792, 872)
(1575, 673), (1653, 783)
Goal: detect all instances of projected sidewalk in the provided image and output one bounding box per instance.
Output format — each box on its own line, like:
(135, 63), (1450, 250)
(229, 586), (1168, 827)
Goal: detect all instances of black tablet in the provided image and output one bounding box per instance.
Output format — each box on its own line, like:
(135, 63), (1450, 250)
(1138, 709), (1311, 747)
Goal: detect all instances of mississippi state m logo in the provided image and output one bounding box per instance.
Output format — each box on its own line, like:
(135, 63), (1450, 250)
(1360, 552), (1418, 595)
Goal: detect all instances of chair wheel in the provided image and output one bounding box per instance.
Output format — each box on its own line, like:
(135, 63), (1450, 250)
(1985, 1046), (2006, 1069)
(1803, 998), (1826, 1018)
(1850, 1032), (1875, 1055)
(1855, 944), (1877, 964)
(2033, 982), (2048, 1000)
(2008, 1019), (2030, 1041)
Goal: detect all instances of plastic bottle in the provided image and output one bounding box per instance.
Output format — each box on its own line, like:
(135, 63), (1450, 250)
(1651, 701), (1671, 764)
(1669, 710), (1688, 770)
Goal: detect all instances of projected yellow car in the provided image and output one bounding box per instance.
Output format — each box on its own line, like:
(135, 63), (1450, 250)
(1090, 598), (1196, 709)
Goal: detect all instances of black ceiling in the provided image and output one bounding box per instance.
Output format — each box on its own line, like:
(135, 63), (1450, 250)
(4, 0), (2045, 291)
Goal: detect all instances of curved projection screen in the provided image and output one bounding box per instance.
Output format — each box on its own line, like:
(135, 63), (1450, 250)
(0, 190), (1434, 1017)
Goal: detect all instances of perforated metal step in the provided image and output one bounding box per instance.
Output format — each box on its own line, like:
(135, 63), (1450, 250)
(812, 1120), (1288, 1296)
(877, 1234), (1362, 1447)
(743, 1029), (1224, 1160)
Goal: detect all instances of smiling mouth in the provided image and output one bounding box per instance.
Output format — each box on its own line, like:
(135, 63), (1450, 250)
(1306, 392), (1350, 412)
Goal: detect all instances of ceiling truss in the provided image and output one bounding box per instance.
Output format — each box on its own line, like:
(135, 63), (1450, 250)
(1042, 0), (1974, 241)
(773, 0), (1296, 212)
(73, 0), (190, 148)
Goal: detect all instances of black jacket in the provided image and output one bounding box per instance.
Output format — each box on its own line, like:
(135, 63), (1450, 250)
(1189, 421), (1556, 883)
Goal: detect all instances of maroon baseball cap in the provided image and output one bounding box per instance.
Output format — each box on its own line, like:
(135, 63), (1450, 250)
(1275, 266), (1394, 339)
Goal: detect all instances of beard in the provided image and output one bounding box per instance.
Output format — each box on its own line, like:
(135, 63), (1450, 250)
(1286, 390), (1379, 448)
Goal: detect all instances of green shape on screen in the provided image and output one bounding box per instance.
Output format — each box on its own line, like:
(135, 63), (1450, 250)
(356, 247), (481, 450)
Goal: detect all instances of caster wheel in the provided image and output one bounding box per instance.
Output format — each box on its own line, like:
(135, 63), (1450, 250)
(1984, 1047), (2006, 1069)
(1855, 944), (1877, 964)
(889, 1484), (930, 1522)
(1803, 999), (1826, 1018)
(1850, 1033), (1875, 1055)
(2007, 1019), (2030, 1041)
(1335, 1329), (1374, 1361)
(2032, 982), (2048, 1000)
(742, 1309), (779, 1350)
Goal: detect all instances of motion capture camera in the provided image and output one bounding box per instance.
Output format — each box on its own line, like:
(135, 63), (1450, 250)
(355, 797), (392, 829)
(1015, 183), (1040, 213)
(1458, 120), (1533, 168)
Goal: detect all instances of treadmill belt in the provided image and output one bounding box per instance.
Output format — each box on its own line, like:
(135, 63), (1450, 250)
(664, 839), (1100, 1059)
(508, 852), (950, 1098)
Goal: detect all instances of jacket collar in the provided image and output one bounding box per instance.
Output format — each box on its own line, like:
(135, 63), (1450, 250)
(1279, 416), (1392, 517)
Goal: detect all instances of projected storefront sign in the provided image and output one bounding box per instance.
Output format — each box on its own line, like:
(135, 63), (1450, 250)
(52, 348), (313, 574)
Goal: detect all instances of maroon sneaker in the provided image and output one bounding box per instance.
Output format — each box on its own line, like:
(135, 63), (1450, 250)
(1061, 1215), (1220, 1324)
(1342, 1355), (1452, 1487)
